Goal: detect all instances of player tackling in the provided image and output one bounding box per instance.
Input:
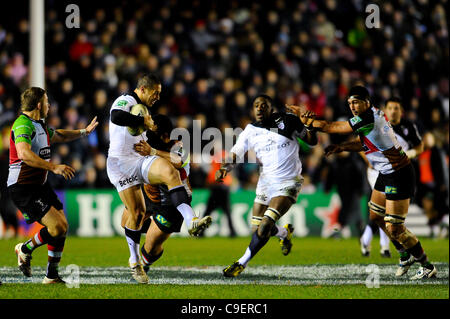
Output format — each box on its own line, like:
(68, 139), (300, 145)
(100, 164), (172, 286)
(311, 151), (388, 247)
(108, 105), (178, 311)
(217, 94), (317, 277)
(287, 85), (437, 279)
(106, 74), (211, 283)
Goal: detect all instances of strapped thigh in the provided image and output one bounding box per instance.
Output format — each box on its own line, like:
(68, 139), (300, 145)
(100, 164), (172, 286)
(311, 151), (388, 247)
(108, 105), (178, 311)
(368, 201), (386, 217)
(264, 207), (282, 222)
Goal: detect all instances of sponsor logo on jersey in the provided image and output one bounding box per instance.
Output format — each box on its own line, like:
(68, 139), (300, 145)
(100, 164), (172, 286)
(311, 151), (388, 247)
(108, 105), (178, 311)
(385, 186), (397, 194)
(117, 100), (128, 107)
(275, 119), (285, 130)
(156, 214), (172, 228)
(350, 116), (362, 126)
(39, 147), (51, 159)
(119, 175), (139, 187)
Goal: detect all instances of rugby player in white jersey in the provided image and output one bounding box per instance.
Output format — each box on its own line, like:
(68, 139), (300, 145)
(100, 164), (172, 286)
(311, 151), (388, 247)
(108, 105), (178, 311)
(216, 94), (318, 277)
(288, 86), (436, 279)
(107, 74), (211, 283)
(360, 97), (424, 258)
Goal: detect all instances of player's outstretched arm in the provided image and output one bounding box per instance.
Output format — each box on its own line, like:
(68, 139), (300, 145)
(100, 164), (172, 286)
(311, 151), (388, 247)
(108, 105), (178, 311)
(286, 104), (353, 135)
(16, 142), (75, 179)
(51, 116), (99, 143)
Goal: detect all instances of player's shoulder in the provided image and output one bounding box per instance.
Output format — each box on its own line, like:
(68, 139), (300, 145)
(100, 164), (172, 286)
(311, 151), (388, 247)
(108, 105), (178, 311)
(12, 114), (34, 130)
(111, 94), (137, 108)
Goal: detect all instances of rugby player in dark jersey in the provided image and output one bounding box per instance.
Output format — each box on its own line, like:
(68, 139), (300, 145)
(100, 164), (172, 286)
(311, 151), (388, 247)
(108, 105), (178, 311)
(287, 86), (436, 280)
(9, 87), (98, 283)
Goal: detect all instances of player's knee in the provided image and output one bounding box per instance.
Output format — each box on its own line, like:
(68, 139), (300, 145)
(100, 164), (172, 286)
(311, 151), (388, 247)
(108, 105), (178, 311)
(49, 219), (68, 237)
(257, 217), (274, 239)
(385, 223), (404, 241)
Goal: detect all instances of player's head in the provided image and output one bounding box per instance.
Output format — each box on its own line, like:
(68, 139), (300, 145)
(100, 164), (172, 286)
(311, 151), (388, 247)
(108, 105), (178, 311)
(252, 94), (273, 122)
(384, 97), (403, 125)
(135, 73), (161, 107)
(21, 87), (49, 119)
(153, 114), (173, 143)
(347, 85), (371, 116)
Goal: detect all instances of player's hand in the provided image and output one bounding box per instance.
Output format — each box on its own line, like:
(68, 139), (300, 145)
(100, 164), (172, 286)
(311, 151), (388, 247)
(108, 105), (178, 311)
(144, 115), (157, 131)
(215, 168), (228, 182)
(52, 164), (75, 180)
(324, 144), (343, 157)
(134, 140), (152, 156)
(85, 116), (99, 135)
(300, 110), (316, 127)
(285, 104), (302, 117)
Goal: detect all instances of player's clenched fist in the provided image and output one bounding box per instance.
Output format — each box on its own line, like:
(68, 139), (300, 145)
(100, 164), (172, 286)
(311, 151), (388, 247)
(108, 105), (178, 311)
(52, 164), (75, 180)
(215, 168), (228, 182)
(300, 110), (316, 127)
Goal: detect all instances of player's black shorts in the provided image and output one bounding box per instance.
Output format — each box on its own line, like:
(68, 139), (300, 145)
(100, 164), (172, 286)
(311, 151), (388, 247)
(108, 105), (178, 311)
(148, 202), (184, 234)
(374, 163), (416, 200)
(8, 182), (63, 224)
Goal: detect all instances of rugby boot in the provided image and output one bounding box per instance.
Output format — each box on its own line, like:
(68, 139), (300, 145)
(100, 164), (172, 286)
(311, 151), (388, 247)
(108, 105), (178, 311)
(188, 216), (212, 237)
(395, 254), (415, 277)
(15, 243), (32, 277)
(129, 259), (149, 284)
(280, 224), (294, 256)
(42, 276), (66, 284)
(411, 264), (437, 280)
(223, 261), (245, 278)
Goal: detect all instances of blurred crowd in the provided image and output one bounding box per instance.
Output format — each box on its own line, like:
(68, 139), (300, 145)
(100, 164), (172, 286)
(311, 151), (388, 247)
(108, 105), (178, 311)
(0, 0), (448, 236)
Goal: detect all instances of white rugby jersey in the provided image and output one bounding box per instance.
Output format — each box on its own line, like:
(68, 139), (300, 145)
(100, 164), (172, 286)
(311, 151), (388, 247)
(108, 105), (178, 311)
(349, 106), (410, 175)
(231, 112), (309, 180)
(108, 92), (148, 158)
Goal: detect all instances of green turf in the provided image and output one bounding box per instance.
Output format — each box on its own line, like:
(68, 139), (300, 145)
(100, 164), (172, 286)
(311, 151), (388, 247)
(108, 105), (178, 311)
(0, 236), (448, 299)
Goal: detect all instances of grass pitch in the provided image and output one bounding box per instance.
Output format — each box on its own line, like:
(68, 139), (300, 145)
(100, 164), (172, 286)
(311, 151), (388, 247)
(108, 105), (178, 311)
(0, 236), (448, 299)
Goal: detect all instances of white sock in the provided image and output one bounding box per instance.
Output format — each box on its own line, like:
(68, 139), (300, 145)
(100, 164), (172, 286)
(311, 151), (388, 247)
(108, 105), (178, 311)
(274, 225), (287, 239)
(125, 230), (141, 265)
(177, 203), (195, 227)
(238, 247), (252, 267)
(361, 225), (373, 247)
(379, 228), (390, 250)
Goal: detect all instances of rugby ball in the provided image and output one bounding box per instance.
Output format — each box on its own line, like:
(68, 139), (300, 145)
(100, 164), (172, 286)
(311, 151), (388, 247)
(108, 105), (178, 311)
(127, 103), (149, 136)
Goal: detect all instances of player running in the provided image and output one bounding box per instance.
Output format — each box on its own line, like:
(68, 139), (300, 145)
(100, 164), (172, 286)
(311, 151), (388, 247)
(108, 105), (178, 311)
(122, 114), (191, 273)
(216, 94), (318, 277)
(360, 97), (424, 258)
(287, 85), (436, 279)
(107, 74), (211, 283)
(9, 87), (98, 283)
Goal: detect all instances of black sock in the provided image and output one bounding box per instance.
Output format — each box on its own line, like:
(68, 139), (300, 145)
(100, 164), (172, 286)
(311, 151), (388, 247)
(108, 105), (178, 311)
(407, 241), (431, 267)
(141, 246), (163, 266)
(169, 186), (190, 207)
(124, 227), (141, 244)
(248, 231), (270, 258)
(270, 225), (278, 237)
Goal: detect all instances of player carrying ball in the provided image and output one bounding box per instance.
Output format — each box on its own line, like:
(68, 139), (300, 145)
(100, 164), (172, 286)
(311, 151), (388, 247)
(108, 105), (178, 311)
(287, 85), (437, 280)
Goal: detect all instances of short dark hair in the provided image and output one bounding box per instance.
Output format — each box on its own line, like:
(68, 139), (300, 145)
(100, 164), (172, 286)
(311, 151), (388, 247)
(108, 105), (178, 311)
(253, 94), (273, 106)
(21, 87), (46, 111)
(153, 114), (173, 137)
(137, 73), (161, 89)
(348, 85), (370, 101)
(385, 96), (402, 106)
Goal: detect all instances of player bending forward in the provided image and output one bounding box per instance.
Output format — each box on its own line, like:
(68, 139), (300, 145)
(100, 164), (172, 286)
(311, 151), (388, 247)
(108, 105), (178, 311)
(288, 85), (436, 279)
(122, 114), (193, 275)
(107, 74), (211, 284)
(216, 94), (318, 277)
(10, 87), (98, 283)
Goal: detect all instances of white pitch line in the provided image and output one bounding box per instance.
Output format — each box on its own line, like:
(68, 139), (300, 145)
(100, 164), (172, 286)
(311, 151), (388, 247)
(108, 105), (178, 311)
(0, 263), (448, 285)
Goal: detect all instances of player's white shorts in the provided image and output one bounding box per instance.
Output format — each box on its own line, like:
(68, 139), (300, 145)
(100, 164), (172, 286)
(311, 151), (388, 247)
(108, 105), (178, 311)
(254, 174), (304, 206)
(367, 167), (379, 190)
(106, 155), (158, 192)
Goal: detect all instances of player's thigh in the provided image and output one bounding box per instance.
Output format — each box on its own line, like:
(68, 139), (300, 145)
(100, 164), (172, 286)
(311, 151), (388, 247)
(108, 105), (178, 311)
(40, 207), (68, 236)
(385, 198), (410, 220)
(268, 196), (294, 216)
(144, 220), (171, 252)
(118, 185), (146, 214)
(146, 157), (181, 186)
(252, 202), (268, 217)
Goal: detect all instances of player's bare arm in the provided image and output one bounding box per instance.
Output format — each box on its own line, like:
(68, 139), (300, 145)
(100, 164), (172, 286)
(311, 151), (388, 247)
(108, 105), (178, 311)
(405, 141), (424, 159)
(15, 141), (75, 180)
(324, 137), (364, 157)
(50, 116), (99, 143)
(286, 104), (353, 134)
(133, 140), (183, 169)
